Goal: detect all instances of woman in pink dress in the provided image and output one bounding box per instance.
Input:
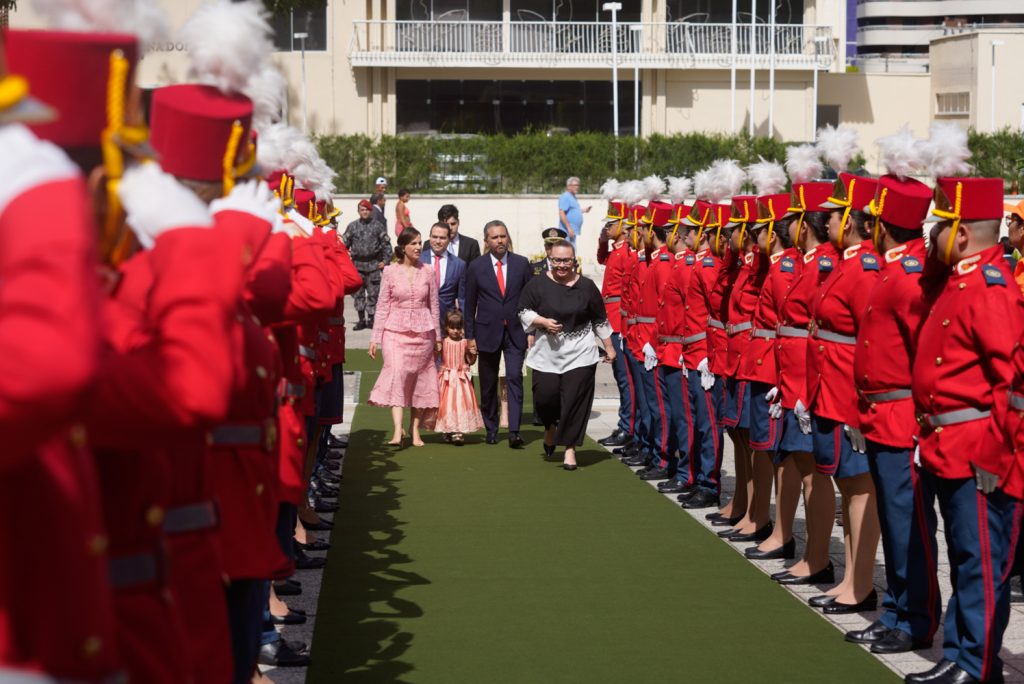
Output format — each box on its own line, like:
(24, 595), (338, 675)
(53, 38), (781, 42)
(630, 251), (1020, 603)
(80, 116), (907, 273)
(394, 188), (413, 238)
(435, 310), (485, 445)
(368, 227), (441, 446)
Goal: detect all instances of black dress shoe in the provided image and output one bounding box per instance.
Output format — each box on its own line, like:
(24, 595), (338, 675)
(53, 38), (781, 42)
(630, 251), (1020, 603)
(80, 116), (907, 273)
(509, 433), (525, 449)
(273, 579), (301, 596)
(352, 320), (367, 331)
(718, 526), (740, 538)
(744, 538), (795, 560)
(871, 628), (931, 654)
(326, 434), (348, 449)
(298, 538), (331, 552)
(301, 518), (333, 532)
(904, 659), (963, 683)
(657, 479), (689, 493)
(295, 551), (327, 570)
(708, 513), (743, 526)
(681, 489), (720, 509)
(258, 640), (311, 667)
(316, 484), (339, 499)
(319, 471), (341, 485)
(809, 594), (837, 608)
(638, 467), (670, 481)
(486, 433), (499, 445)
(616, 443), (640, 457)
(270, 609), (308, 625)
(776, 562), (835, 585)
(314, 499), (339, 514)
(599, 430), (628, 447)
(727, 522), (773, 543)
(822, 590), (877, 614)
(845, 619), (890, 644)
(624, 454), (649, 467)
(771, 569), (794, 581)
(543, 443), (556, 459)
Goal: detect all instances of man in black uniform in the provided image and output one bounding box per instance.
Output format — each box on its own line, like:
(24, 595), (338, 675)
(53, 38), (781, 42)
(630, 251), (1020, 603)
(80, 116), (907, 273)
(531, 226), (581, 276)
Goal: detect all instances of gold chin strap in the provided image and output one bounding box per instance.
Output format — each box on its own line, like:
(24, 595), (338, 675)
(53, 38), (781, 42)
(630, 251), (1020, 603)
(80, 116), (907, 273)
(869, 188), (888, 252)
(931, 182), (964, 264)
(788, 185), (809, 248)
(695, 206), (712, 248)
(729, 205), (750, 249)
(222, 120), (256, 196)
(101, 50), (151, 265)
(0, 74), (29, 111)
(756, 215), (776, 247)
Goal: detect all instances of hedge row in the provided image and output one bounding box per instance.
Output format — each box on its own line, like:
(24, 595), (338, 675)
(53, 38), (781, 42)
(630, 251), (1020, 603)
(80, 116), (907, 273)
(316, 129), (1024, 196)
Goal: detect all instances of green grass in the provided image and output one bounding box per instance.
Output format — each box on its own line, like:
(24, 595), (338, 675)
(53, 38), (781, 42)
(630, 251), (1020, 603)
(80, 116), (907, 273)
(307, 353), (897, 683)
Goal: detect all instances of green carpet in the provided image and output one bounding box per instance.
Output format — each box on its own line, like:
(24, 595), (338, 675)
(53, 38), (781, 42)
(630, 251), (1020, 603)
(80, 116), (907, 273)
(308, 354), (897, 683)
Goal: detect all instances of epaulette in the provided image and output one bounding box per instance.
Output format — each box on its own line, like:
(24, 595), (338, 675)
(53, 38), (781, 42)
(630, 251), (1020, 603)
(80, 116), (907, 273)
(860, 253), (880, 271)
(702, 257), (715, 267)
(780, 257), (795, 273)
(659, 253), (671, 262)
(685, 254), (696, 265)
(818, 256), (833, 273)
(982, 265), (1006, 287)
(900, 256), (923, 274)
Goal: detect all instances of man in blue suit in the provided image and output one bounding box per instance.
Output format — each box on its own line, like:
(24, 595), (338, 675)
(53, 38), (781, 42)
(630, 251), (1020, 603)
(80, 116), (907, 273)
(421, 221), (466, 325)
(465, 220), (531, 448)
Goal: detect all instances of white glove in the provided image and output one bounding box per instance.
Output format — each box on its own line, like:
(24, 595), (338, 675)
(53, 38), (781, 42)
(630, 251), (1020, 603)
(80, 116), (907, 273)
(0, 124), (80, 212)
(642, 343), (658, 371)
(765, 387), (779, 403)
(678, 355), (689, 378)
(210, 179), (283, 230)
(697, 357), (714, 391)
(768, 402), (783, 420)
(973, 464), (1000, 495)
(285, 208), (315, 236)
(844, 424), (866, 454)
(619, 335), (627, 353)
(794, 399), (812, 435)
(913, 443), (921, 467)
(119, 162), (212, 249)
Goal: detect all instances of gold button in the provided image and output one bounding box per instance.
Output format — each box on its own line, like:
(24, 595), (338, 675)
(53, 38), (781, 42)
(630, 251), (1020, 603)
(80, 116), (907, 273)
(145, 506), (164, 527)
(256, 483), (265, 496)
(321, 362), (327, 368)
(959, 282), (967, 290)
(69, 423), (88, 448)
(267, 334), (275, 342)
(82, 636), (103, 658)
(756, 359), (762, 365)
(255, 366), (268, 379)
(870, 403), (877, 410)
(863, 340), (869, 347)
(935, 426), (944, 434)
(942, 319), (950, 327)
(205, 432), (214, 447)
(297, 438), (305, 447)
(864, 374), (869, 381)
(867, 306), (872, 313)
(818, 345), (825, 352)
(88, 535), (108, 556)
(935, 357), (943, 366)
(294, 356), (299, 363)
(883, 276), (889, 282)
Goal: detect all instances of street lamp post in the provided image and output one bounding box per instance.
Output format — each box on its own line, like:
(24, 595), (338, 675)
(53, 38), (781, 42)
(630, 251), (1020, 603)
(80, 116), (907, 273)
(295, 31), (309, 133)
(603, 2), (622, 139)
(630, 24), (642, 138)
(991, 39), (1004, 133)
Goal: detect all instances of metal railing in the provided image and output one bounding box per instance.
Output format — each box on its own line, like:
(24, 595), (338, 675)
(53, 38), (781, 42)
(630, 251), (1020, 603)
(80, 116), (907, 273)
(350, 20), (835, 69)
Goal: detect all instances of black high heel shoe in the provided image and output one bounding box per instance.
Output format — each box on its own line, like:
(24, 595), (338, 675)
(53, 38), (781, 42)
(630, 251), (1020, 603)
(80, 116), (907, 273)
(543, 443), (555, 459)
(562, 460), (578, 471)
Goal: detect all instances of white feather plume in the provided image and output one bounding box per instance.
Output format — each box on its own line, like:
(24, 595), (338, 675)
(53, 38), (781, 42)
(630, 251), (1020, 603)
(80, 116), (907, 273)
(875, 124), (924, 180)
(180, 0), (274, 95)
(920, 122), (972, 178)
(30, 0), (169, 44)
(747, 157), (788, 195)
(642, 175), (666, 201)
(785, 144), (824, 185)
(815, 124), (859, 173)
(666, 176), (692, 204)
(619, 180), (646, 206)
(708, 159), (746, 202)
(600, 178), (621, 201)
(245, 65), (287, 133)
(693, 169), (712, 200)
(255, 122), (295, 174)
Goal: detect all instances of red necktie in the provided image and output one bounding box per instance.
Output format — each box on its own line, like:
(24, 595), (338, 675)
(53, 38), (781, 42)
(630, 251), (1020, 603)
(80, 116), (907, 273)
(496, 258), (505, 296)
(434, 254), (442, 287)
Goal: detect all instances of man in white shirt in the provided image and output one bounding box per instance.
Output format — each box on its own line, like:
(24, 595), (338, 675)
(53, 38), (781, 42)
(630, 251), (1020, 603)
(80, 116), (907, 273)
(420, 222), (466, 325)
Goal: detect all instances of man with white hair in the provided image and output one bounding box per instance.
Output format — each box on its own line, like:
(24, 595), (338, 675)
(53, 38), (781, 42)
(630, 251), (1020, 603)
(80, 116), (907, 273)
(558, 176), (591, 248)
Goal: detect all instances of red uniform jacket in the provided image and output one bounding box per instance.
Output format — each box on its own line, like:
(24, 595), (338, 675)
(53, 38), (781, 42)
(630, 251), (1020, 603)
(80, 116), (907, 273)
(624, 249), (651, 359)
(806, 240), (881, 424)
(912, 245), (1024, 481)
(853, 239), (928, 449)
(601, 241), (631, 335)
(739, 249), (797, 384)
(776, 243), (835, 409)
(708, 251), (739, 375)
(724, 250), (763, 378)
(0, 135), (117, 680)
(636, 245), (674, 358)
(1003, 344), (1024, 500)
(655, 250), (695, 367)
(681, 250), (721, 370)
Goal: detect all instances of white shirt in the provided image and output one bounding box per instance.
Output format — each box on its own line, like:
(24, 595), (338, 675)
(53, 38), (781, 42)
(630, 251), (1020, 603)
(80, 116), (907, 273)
(448, 234), (461, 257)
(490, 253), (506, 282)
(429, 250), (449, 286)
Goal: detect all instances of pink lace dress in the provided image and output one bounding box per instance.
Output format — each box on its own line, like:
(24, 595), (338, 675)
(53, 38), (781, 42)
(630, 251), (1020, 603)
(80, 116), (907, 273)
(368, 263), (441, 411)
(435, 338), (484, 434)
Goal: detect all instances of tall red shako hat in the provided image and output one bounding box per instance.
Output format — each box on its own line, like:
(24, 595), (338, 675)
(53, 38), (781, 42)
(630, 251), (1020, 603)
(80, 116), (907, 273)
(782, 143), (831, 247)
(747, 158), (789, 245)
(816, 124), (876, 247)
(866, 125), (931, 251)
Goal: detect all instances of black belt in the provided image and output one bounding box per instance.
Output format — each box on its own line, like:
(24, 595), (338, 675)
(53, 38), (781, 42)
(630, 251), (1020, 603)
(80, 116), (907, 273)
(210, 421), (277, 452)
(658, 335), (683, 343)
(916, 407), (991, 429)
(635, 316), (656, 324)
(604, 296), (622, 303)
(299, 345), (317, 361)
(861, 388), (912, 403)
(328, 317), (344, 325)
(109, 550), (163, 589)
(285, 382), (306, 398)
(163, 501), (219, 535)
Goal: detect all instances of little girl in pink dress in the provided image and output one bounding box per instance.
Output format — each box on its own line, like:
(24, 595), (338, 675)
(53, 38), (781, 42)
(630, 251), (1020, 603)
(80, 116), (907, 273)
(435, 311), (484, 445)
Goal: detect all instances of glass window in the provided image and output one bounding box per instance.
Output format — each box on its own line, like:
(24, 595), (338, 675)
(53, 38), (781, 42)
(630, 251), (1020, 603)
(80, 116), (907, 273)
(666, 0), (804, 24)
(272, 5), (328, 52)
(397, 0), (501, 21)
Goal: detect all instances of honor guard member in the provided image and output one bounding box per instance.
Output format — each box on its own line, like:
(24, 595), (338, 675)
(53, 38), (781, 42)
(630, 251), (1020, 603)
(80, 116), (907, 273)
(771, 175), (840, 587)
(342, 198), (391, 330)
(661, 197), (728, 509)
(907, 158), (1024, 684)
(846, 131), (941, 654)
(531, 225), (571, 276)
(738, 167), (801, 559)
(0, 35), (119, 683)
(634, 197), (684, 480)
(597, 182), (636, 449)
(804, 138), (882, 613)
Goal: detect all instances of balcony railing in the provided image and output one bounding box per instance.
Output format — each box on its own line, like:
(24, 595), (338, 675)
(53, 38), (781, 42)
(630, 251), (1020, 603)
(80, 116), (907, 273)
(349, 20), (836, 71)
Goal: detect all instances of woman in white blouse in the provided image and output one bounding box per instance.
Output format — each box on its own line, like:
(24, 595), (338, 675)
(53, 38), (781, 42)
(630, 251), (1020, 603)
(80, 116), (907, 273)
(519, 241), (616, 469)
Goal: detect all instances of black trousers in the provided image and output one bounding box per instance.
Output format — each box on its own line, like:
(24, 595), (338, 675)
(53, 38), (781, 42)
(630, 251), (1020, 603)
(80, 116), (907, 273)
(478, 328), (524, 434)
(533, 364), (597, 447)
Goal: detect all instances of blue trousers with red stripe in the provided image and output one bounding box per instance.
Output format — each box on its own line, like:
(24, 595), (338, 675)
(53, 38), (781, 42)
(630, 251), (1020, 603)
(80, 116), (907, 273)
(655, 366), (691, 474)
(637, 362), (663, 463)
(866, 441), (941, 641)
(609, 332), (634, 436)
(918, 469), (1022, 681)
(672, 371), (723, 493)
(624, 351), (653, 460)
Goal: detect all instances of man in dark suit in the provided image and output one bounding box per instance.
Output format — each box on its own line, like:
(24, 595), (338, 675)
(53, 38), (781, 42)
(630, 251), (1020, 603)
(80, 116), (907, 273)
(371, 191), (388, 235)
(439, 203), (481, 264)
(465, 220), (531, 448)
(421, 221), (466, 325)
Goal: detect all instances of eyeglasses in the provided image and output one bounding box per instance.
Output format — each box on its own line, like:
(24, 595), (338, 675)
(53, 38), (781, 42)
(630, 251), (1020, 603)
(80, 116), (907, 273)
(549, 257), (575, 265)
(1006, 215), (1022, 227)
